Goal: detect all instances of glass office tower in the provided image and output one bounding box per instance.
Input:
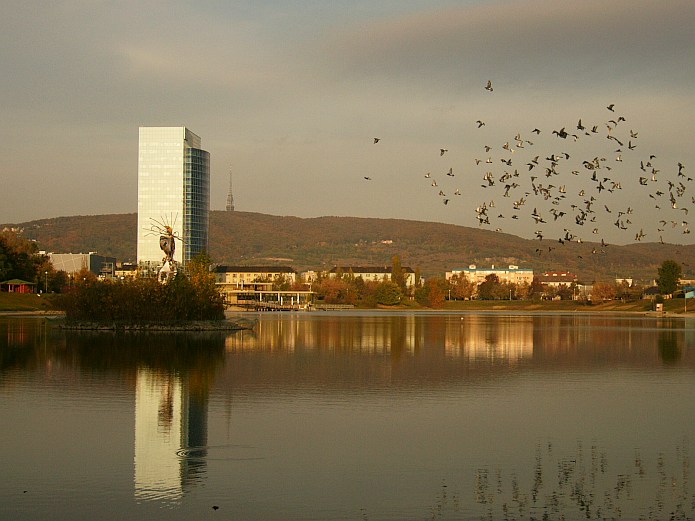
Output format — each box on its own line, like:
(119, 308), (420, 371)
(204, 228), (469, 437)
(137, 127), (210, 268)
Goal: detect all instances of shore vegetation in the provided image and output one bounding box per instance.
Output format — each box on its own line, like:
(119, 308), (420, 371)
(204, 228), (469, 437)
(56, 254), (224, 324)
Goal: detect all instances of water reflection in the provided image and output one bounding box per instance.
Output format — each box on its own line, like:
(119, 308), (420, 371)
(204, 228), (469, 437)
(60, 331), (224, 503)
(427, 439), (693, 521)
(134, 368), (208, 502)
(0, 320), (224, 505)
(2, 315), (695, 520)
(658, 329), (682, 364)
(219, 313), (695, 393)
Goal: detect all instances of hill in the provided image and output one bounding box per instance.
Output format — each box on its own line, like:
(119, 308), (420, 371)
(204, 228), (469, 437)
(5, 211), (695, 282)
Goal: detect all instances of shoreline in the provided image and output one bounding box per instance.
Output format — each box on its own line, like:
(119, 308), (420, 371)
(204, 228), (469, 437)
(1, 303), (692, 318)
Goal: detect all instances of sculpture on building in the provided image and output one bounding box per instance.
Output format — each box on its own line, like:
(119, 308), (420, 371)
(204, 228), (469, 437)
(146, 217), (182, 283)
(158, 225), (178, 283)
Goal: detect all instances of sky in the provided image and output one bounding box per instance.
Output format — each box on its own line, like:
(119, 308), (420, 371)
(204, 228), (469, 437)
(2, 0), (695, 246)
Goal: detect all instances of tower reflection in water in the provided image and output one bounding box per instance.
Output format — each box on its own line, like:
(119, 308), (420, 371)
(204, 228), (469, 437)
(134, 369), (209, 502)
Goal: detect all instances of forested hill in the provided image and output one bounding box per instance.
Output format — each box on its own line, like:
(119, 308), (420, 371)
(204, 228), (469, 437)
(6, 211), (695, 282)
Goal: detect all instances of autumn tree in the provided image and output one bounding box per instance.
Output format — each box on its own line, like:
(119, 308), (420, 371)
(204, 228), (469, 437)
(591, 281), (617, 302)
(415, 277), (447, 308)
(449, 273), (475, 300)
(315, 277), (352, 304)
(57, 254), (224, 323)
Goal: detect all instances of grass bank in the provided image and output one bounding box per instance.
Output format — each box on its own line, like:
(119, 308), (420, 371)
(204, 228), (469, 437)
(439, 298), (691, 314)
(0, 292), (59, 312)
(2, 291), (691, 315)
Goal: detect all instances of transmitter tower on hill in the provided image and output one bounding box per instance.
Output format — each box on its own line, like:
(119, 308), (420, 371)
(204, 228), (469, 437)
(225, 169), (235, 212)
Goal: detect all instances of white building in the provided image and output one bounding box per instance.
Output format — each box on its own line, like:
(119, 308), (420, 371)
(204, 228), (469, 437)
(446, 265), (534, 286)
(136, 127), (210, 269)
(327, 266), (417, 289)
(48, 252), (116, 277)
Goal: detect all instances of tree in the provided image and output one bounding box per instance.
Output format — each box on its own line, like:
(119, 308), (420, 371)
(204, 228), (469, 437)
(414, 267), (422, 289)
(415, 277), (447, 308)
(375, 281), (402, 306)
(657, 260), (682, 295)
(315, 277), (351, 304)
(555, 283), (574, 301)
(527, 277), (546, 301)
(449, 274), (475, 300)
(391, 255), (406, 292)
(592, 281), (617, 302)
(477, 274), (502, 300)
(0, 229), (46, 283)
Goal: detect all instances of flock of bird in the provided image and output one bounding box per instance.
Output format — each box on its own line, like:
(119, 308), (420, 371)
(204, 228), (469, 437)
(368, 80), (689, 256)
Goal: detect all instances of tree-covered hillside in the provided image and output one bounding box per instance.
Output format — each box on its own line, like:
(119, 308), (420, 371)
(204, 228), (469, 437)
(5, 211), (695, 282)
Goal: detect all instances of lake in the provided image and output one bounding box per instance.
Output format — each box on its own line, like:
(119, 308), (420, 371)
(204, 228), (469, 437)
(1, 312), (694, 520)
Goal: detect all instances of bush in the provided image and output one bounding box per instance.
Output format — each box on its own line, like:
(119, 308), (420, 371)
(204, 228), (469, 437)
(57, 272), (224, 323)
(375, 281), (402, 306)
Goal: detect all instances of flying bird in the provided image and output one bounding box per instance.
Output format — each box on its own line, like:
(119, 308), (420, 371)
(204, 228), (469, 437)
(485, 80), (493, 92)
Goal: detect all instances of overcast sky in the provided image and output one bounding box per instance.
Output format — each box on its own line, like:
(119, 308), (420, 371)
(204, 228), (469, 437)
(2, 0), (694, 246)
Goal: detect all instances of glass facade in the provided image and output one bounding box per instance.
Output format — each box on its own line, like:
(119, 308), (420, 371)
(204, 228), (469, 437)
(137, 127), (210, 267)
(183, 148), (210, 263)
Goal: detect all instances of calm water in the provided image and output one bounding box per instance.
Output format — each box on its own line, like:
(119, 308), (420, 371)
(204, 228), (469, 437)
(1, 312), (694, 521)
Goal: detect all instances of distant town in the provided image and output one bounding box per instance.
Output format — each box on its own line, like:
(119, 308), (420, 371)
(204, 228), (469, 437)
(2, 126), (691, 311)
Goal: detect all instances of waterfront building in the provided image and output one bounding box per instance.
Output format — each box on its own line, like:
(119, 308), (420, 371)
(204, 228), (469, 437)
(326, 266), (417, 289)
(214, 266), (312, 309)
(48, 252), (116, 278)
(446, 265), (534, 286)
(136, 127), (210, 269)
(537, 271), (578, 288)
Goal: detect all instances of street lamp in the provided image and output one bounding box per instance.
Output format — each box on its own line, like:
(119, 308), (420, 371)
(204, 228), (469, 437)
(44, 271), (48, 293)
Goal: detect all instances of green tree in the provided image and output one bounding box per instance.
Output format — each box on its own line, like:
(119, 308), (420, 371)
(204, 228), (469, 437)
(526, 277), (545, 301)
(555, 283), (574, 301)
(657, 260), (682, 295)
(391, 255), (406, 292)
(375, 281), (402, 306)
(477, 274), (502, 300)
(0, 229), (46, 283)
(414, 267), (422, 288)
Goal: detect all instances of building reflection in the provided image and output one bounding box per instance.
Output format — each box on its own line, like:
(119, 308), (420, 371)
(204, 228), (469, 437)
(134, 368), (209, 502)
(134, 368), (209, 501)
(444, 315), (533, 362)
(225, 314), (534, 363)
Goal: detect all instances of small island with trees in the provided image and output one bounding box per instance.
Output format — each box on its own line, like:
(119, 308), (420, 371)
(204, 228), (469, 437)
(0, 229), (253, 330)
